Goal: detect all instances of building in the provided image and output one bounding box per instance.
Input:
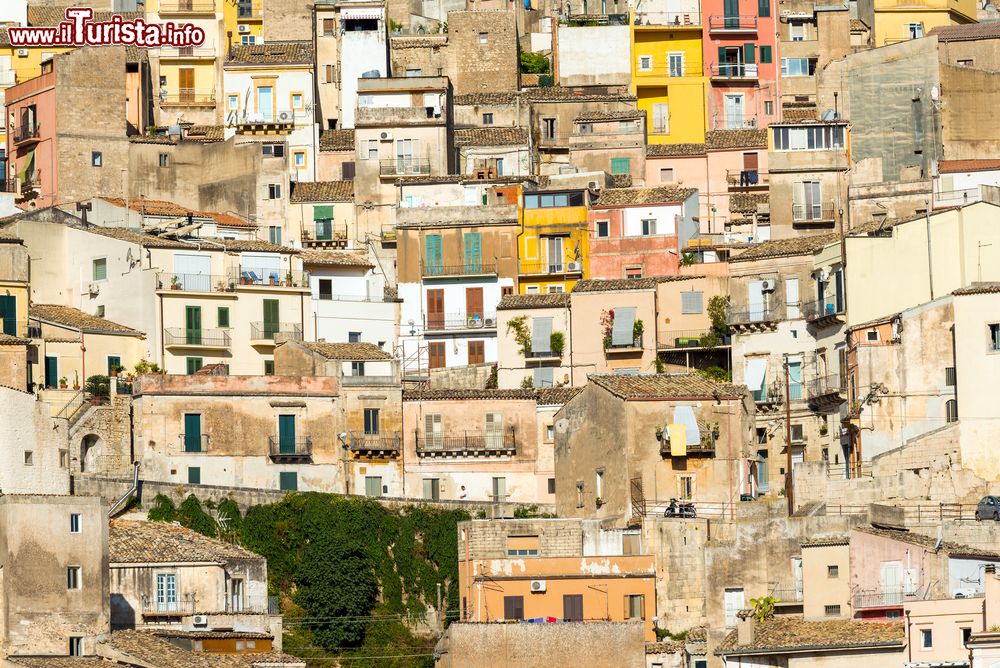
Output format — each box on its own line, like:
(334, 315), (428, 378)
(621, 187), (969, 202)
(0, 495), (109, 657)
(554, 373), (754, 524)
(317, 129), (356, 181)
(518, 180), (592, 295)
(872, 0), (974, 48)
(904, 596), (984, 666)
(0, 229), (29, 339)
(568, 110), (647, 183)
(496, 293), (572, 390)
(717, 617), (905, 666)
(108, 519), (281, 641)
(454, 127), (530, 179)
(456, 518), (658, 641)
(289, 180), (354, 249)
(934, 159), (1000, 208)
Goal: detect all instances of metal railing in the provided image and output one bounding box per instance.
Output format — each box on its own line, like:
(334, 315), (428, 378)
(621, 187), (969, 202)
(659, 436), (715, 455)
(141, 599), (196, 616)
(156, 272), (235, 293)
(935, 187), (980, 206)
(802, 298), (844, 322)
(422, 262), (497, 277)
(317, 293), (391, 303)
(158, 0), (217, 12)
(424, 312), (497, 331)
(727, 305), (782, 326)
(726, 169), (768, 187)
(753, 380), (784, 404)
(634, 11), (701, 26)
(770, 585), (804, 603)
(237, 5), (263, 18)
(13, 123), (40, 143)
(226, 595), (277, 614)
(708, 15), (758, 30)
(158, 46), (217, 58)
(0, 320), (40, 338)
(606, 334), (643, 350)
(710, 63), (759, 78)
(657, 329), (731, 349)
(518, 260), (583, 275)
(525, 348), (563, 358)
(341, 375), (398, 386)
(302, 224), (348, 245)
(160, 89), (216, 105)
(0, 179), (17, 193)
(793, 203), (837, 222)
(250, 322), (303, 341)
(348, 431), (401, 454)
(234, 268), (310, 288)
(163, 328), (231, 348)
(179, 433), (209, 453)
(807, 374), (844, 401)
(267, 436), (312, 459)
(853, 588), (907, 609)
(415, 428), (517, 455)
(380, 158), (431, 177)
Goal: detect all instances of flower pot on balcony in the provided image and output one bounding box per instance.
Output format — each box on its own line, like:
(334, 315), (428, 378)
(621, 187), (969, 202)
(269, 277), (277, 286)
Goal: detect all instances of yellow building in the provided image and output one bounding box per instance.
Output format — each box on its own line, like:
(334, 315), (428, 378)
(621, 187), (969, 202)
(872, 0), (976, 47)
(518, 188), (590, 294)
(234, 0), (263, 43)
(631, 19), (708, 145)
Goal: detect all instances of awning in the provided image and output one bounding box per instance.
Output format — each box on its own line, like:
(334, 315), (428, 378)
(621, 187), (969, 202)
(313, 205), (333, 220)
(745, 358), (767, 392)
(611, 306), (636, 346)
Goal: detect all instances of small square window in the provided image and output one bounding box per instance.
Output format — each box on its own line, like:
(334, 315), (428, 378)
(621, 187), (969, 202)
(548, 478), (556, 494)
(291, 93), (303, 109)
(294, 151), (306, 168)
(921, 628), (933, 649)
(280, 471), (298, 491)
(349, 331), (361, 343)
(92, 257), (107, 281)
(611, 157), (630, 174)
(596, 220), (609, 237)
(70, 513), (81, 533)
(188, 467), (201, 484)
(59, 450), (69, 468)
(23, 451), (33, 466)
(479, 31), (488, 44)
(91, 151), (102, 167)
(96, 305), (105, 317)
(546, 424), (555, 441)
(351, 361), (365, 376)
(866, 329), (880, 342)
(764, 100), (774, 115)
(483, 113), (494, 125)
(159, 153), (169, 167)
(217, 307), (230, 328)
(69, 636), (83, 656)
(827, 564), (839, 578)
(660, 168), (674, 183)
(67, 566), (81, 590)
(824, 604), (841, 616)
(268, 184), (282, 199)
(264, 360), (275, 376)
(228, 94), (239, 110)
(405, 68), (422, 76)
(639, 55), (652, 71)
(625, 266), (643, 279)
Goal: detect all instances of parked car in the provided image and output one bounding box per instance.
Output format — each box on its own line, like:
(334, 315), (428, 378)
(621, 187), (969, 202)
(975, 496), (1000, 521)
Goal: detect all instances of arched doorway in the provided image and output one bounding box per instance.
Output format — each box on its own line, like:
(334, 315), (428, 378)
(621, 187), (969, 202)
(80, 434), (103, 473)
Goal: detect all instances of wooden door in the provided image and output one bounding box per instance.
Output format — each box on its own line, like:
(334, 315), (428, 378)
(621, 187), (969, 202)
(178, 68), (195, 102)
(428, 341), (446, 369)
(468, 340), (485, 365)
(426, 289), (444, 329)
(466, 287), (483, 319)
(263, 299), (279, 338)
(185, 305), (202, 345)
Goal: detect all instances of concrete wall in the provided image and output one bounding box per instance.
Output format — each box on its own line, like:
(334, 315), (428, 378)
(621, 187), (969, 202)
(954, 290), (1000, 480)
(941, 64), (1000, 161)
(556, 26), (631, 88)
(0, 386), (71, 494)
(801, 543), (851, 619)
(448, 12), (519, 96)
(261, 0), (312, 41)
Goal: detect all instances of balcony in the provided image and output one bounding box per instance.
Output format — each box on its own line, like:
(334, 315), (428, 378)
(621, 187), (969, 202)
(141, 599), (196, 618)
(421, 261), (498, 278)
(770, 584), (804, 607)
(0, 179), (18, 193)
(267, 436), (312, 462)
(605, 334), (644, 354)
(792, 203), (837, 225)
(852, 588), (908, 610)
(164, 328), (231, 350)
(424, 312), (497, 332)
(415, 428), (517, 457)
(302, 225), (348, 249)
(525, 348), (562, 361)
(160, 89), (216, 107)
(753, 380), (784, 407)
(380, 158), (432, 178)
(802, 298), (844, 327)
(518, 260), (583, 277)
(710, 63), (759, 80)
(657, 329), (731, 351)
(727, 305), (782, 332)
(159, 0), (216, 13)
(708, 15), (758, 32)
(340, 374), (398, 386)
(237, 5), (263, 18)
(250, 322), (303, 345)
(659, 431), (717, 456)
(807, 374), (844, 408)
(348, 431), (401, 457)
(226, 595), (279, 615)
(158, 46), (217, 59)
(633, 11), (701, 26)
(157, 272), (235, 293)
(726, 169), (768, 189)
(234, 268), (310, 289)
(13, 123), (40, 144)
(178, 433), (210, 453)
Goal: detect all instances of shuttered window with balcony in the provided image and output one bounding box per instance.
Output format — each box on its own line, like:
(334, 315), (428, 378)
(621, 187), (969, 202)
(424, 414), (443, 448)
(611, 307), (637, 346)
(531, 317), (553, 354)
(485, 412), (503, 449)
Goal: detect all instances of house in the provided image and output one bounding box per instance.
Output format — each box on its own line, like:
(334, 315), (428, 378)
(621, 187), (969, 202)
(568, 110), (647, 183)
(289, 180), (354, 249)
(317, 129), (356, 181)
(517, 180), (592, 295)
(871, 0), (974, 48)
(456, 518), (658, 641)
(904, 596), (984, 666)
(934, 159), (1000, 208)
(99, 628), (303, 664)
(396, 204), (518, 374)
(554, 373), (754, 524)
(0, 495), (108, 657)
(496, 293), (572, 390)
(88, 197), (258, 241)
(401, 387), (579, 504)
(0, 228), (29, 340)
(108, 519), (281, 641)
(454, 127), (530, 179)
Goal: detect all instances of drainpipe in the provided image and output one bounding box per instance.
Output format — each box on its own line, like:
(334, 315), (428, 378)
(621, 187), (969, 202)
(925, 200), (934, 300)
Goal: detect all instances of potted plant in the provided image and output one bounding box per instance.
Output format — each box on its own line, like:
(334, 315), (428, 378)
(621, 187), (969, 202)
(170, 275), (180, 290)
(819, 423), (829, 436)
(285, 271), (293, 287)
(633, 319), (645, 344)
(59, 376), (68, 389)
(550, 331), (565, 357)
(73, 372), (80, 390)
(655, 426), (664, 441)
(269, 274), (277, 286)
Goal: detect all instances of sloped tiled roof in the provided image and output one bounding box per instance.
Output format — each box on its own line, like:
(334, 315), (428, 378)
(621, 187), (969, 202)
(854, 526), (1000, 559)
(938, 159), (1000, 174)
(8, 659), (117, 668)
(298, 250), (372, 268)
(390, 35), (448, 48)
(850, 18), (869, 32)
(301, 341), (392, 360)
(783, 107), (818, 121)
(572, 276), (700, 292)
(497, 293), (570, 310)
(717, 618), (904, 655)
(110, 520), (262, 563)
(99, 197), (254, 228)
(186, 125), (225, 142)
(31, 304), (143, 336)
(454, 127), (529, 147)
(28, 7), (141, 25)
(535, 386), (582, 405)
(729, 233), (840, 263)
(589, 373), (746, 400)
(954, 282), (1000, 296)
(290, 180), (354, 203)
(705, 128), (768, 150)
(609, 173), (633, 188)
(405, 388), (580, 402)
(454, 91), (522, 105)
(524, 88), (636, 102)
(0, 332), (30, 345)
(930, 22), (1000, 42)
(74, 225), (292, 252)
(228, 40), (313, 65)
(594, 186), (696, 207)
(575, 109), (645, 122)
(646, 143), (707, 157)
(729, 192), (769, 215)
(319, 129), (355, 152)
(104, 630), (302, 667)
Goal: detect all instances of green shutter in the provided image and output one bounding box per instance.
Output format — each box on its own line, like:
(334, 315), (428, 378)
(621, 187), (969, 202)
(744, 43), (756, 64)
(463, 233), (482, 272)
(188, 467), (201, 484)
(759, 45), (772, 64)
(0, 295), (16, 335)
(278, 415), (296, 454)
(107, 356), (121, 375)
(279, 471), (298, 491)
(611, 157), (630, 174)
(184, 413), (202, 452)
(185, 305), (202, 345)
(217, 307), (229, 328)
(313, 205), (334, 220)
(186, 357), (203, 374)
(717, 46), (727, 65)
(45, 356), (58, 387)
(425, 234), (443, 274)
(758, 0), (770, 17)
(263, 299), (279, 339)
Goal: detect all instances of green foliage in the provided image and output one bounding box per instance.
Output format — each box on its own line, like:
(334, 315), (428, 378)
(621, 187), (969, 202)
(654, 356), (666, 374)
(519, 51), (550, 74)
(506, 315), (532, 355)
(133, 359), (164, 375)
(513, 504), (554, 518)
(485, 364), (498, 389)
(147, 494), (177, 522)
(655, 628), (688, 641)
(215, 498), (243, 542)
(750, 595), (778, 621)
(633, 319), (645, 339)
(520, 376), (534, 389)
(707, 295), (731, 338)
(550, 331), (565, 357)
(84, 374), (110, 398)
(680, 251), (696, 266)
(176, 495), (217, 537)
(538, 74), (554, 87)
(389, 19), (403, 32)
(697, 366), (732, 383)
(296, 540), (379, 649)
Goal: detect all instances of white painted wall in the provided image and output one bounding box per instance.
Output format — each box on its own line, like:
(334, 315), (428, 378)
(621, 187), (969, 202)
(621, 203), (681, 236)
(556, 25), (631, 87)
(340, 11), (389, 129)
(0, 387), (71, 494)
(310, 268), (397, 347)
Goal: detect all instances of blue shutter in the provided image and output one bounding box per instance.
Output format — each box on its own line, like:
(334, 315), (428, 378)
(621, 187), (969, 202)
(463, 233), (482, 273)
(425, 234), (442, 275)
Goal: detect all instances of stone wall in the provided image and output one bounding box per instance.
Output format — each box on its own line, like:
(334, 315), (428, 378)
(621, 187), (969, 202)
(447, 12), (519, 95)
(460, 518), (587, 559)
(262, 0), (313, 41)
(425, 362), (494, 389)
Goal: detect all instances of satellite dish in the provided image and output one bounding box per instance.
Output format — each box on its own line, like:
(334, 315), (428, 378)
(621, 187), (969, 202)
(931, 85), (940, 101)
(820, 109), (836, 122)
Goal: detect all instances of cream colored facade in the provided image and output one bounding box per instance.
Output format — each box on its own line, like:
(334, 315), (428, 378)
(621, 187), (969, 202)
(905, 596), (984, 665)
(800, 541), (851, 620)
(496, 295), (571, 390)
(953, 287), (1000, 480)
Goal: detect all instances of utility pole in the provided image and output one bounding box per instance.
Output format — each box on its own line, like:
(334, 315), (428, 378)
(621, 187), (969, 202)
(784, 353), (793, 517)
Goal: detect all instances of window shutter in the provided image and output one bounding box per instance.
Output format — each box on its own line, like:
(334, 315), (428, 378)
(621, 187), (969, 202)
(611, 307), (637, 346)
(533, 366), (554, 388)
(717, 46), (727, 65)
(759, 45), (772, 63)
(531, 317), (553, 353)
(681, 291), (703, 314)
(425, 414), (442, 448)
(758, 0), (770, 17)
(313, 205), (333, 220)
(744, 43), (756, 64)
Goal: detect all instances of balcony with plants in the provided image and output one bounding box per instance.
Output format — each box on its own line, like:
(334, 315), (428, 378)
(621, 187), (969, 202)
(507, 315), (565, 362)
(602, 308), (644, 354)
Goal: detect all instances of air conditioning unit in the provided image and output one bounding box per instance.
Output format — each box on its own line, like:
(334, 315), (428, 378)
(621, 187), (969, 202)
(379, 131), (393, 142)
(87, 283), (100, 296)
(567, 261), (581, 271)
(529, 580), (547, 593)
(192, 614), (208, 626)
(16, 49), (28, 57)
(277, 110), (292, 122)
(760, 280), (775, 292)
(467, 316), (483, 328)
(238, 24), (250, 33)
(484, 317), (496, 328)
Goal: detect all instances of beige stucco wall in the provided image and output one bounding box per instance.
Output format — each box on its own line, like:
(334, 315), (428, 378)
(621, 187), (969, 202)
(0, 386), (71, 494)
(802, 543), (851, 619)
(954, 290), (1000, 480)
(569, 288), (658, 377)
(496, 305), (572, 390)
(905, 596), (984, 665)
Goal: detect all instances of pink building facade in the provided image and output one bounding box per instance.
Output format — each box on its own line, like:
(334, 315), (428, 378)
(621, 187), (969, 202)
(5, 67), (56, 207)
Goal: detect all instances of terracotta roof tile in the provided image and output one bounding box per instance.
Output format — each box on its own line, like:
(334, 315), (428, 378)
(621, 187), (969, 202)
(850, 18), (869, 32)
(405, 388), (579, 403)
(301, 341), (392, 360)
(390, 35), (448, 48)
(783, 107), (818, 121)
(575, 109), (645, 122)
(28, 8), (142, 25)
(227, 40), (313, 65)
(454, 127), (529, 146)
(0, 333), (30, 345)
(954, 282), (1000, 296)
(109, 520), (262, 563)
(524, 88), (636, 102)
(129, 133), (177, 145)
(75, 224), (293, 252)
(608, 173), (633, 188)
(31, 304), (143, 336)
(729, 192), (769, 215)
(298, 250), (372, 268)
(290, 180), (354, 203)
(186, 125), (225, 142)
(646, 143), (707, 157)
(572, 276), (699, 292)
(705, 128), (767, 150)
(535, 386), (582, 405)
(594, 186), (696, 207)
(319, 129), (355, 152)
(589, 373), (746, 400)
(7, 659), (116, 668)
(104, 629), (303, 667)
(717, 618), (904, 655)
(938, 159), (1000, 174)
(454, 91), (522, 105)
(930, 22), (1000, 41)
(854, 526), (1000, 559)
(729, 233), (840, 263)
(497, 293), (570, 310)
(99, 197), (254, 227)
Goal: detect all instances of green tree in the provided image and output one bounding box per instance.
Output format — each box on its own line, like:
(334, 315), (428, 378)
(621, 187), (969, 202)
(519, 51), (550, 74)
(176, 494), (217, 537)
(147, 494), (177, 522)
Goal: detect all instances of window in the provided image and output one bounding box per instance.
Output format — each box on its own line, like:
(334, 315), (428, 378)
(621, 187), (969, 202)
(70, 513), (81, 533)
(596, 220), (609, 237)
(263, 143), (285, 157)
(681, 291), (704, 314)
(579, 123), (593, 134)
(367, 139), (378, 160)
(423, 478), (440, 500)
(186, 357), (202, 375)
(548, 477), (556, 493)
(279, 471), (298, 491)
(492, 476), (507, 502)
(758, 0), (771, 17)
(908, 22), (924, 39)
(483, 113), (493, 125)
(678, 475), (694, 500)
(159, 153), (169, 167)
(619, 120), (635, 132)
(351, 361), (365, 376)
(624, 594), (645, 620)
(945, 367), (956, 386)
(595, 469), (604, 502)
(625, 266), (643, 279)
(757, 428), (767, 445)
(564, 594), (584, 621)
(946, 399), (958, 423)
(921, 628), (933, 649)
(268, 183), (281, 199)
(724, 588), (745, 627)
(611, 157), (630, 174)
(293, 151), (306, 168)
(241, 34), (256, 45)
(640, 218), (655, 235)
(764, 100), (774, 115)
(319, 279), (332, 300)
(269, 226), (282, 244)
(522, 191), (586, 209)
(93, 257), (107, 281)
(67, 566), (81, 590)
(365, 476), (383, 497)
(827, 565), (839, 578)
(405, 68), (422, 76)
(507, 535), (540, 556)
(479, 31), (488, 44)
(957, 58), (974, 67)
(660, 168), (674, 183)
(759, 45), (772, 63)
(504, 595), (524, 620)
(789, 20), (805, 40)
(69, 637), (83, 656)
(91, 151), (102, 167)
(322, 18), (334, 35)
(780, 58), (815, 77)
(867, 329), (880, 342)
(428, 341), (446, 369)
(774, 125), (845, 151)
(638, 55), (653, 71)
(788, 360), (803, 401)
(349, 331), (362, 343)
(188, 466), (201, 484)
(468, 339), (485, 364)
(668, 52), (684, 77)
(364, 408), (380, 435)
(325, 64), (336, 84)
(824, 604), (841, 616)
(23, 451), (32, 466)
(291, 93), (304, 109)
(793, 181), (823, 221)
(264, 360), (275, 375)
(60, 450), (69, 468)
(546, 425), (555, 441)
(652, 103), (669, 134)
(543, 118), (556, 140)
(217, 307), (230, 328)
(963, 627), (972, 645)
(990, 323), (1000, 351)
(96, 305), (105, 317)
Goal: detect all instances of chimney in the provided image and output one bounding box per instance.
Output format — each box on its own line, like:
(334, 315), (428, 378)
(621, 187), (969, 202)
(737, 613), (755, 646)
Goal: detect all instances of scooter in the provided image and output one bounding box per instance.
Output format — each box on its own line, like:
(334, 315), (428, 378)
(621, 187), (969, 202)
(664, 498), (697, 518)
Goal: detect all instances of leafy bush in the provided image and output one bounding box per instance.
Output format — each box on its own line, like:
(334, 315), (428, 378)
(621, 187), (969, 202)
(550, 331), (565, 356)
(519, 51), (550, 74)
(84, 374), (110, 398)
(697, 366), (732, 383)
(520, 376), (534, 389)
(147, 494), (177, 522)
